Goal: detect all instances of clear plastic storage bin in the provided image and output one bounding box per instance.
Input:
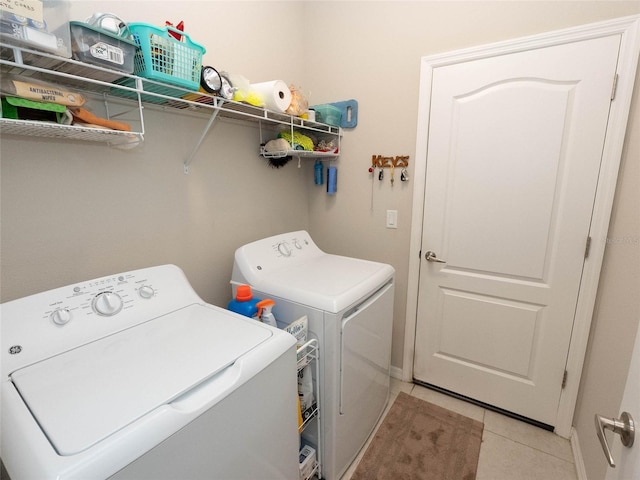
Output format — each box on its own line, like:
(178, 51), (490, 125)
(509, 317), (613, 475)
(70, 21), (136, 73)
(0, 0), (71, 58)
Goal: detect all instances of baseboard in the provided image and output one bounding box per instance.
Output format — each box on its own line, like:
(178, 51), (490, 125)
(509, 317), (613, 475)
(390, 365), (403, 380)
(571, 427), (588, 480)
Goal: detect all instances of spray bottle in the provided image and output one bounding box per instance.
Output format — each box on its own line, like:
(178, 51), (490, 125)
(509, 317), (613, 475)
(256, 299), (277, 327)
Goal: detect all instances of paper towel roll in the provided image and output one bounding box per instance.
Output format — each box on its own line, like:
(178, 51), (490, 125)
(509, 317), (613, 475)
(250, 80), (292, 113)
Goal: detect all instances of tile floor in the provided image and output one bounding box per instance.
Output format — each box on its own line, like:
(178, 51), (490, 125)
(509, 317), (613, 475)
(340, 379), (578, 480)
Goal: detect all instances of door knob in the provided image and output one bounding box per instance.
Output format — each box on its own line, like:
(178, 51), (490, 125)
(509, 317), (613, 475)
(594, 411), (635, 467)
(425, 251), (446, 263)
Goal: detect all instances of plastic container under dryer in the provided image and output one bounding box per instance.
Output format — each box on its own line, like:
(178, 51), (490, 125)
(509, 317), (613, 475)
(232, 231), (395, 480)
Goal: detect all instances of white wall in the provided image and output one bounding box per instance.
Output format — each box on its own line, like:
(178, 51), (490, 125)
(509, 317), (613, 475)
(1, 3), (639, 479)
(573, 65), (640, 480)
(301, 0), (640, 370)
(1, 1), (310, 305)
(299, 3), (640, 480)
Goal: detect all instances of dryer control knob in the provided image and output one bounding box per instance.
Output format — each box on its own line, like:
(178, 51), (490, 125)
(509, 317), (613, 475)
(92, 292), (124, 316)
(51, 308), (72, 325)
(277, 242), (292, 257)
(138, 285), (155, 299)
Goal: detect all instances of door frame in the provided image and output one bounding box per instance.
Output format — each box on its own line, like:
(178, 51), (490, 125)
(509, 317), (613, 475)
(403, 15), (640, 438)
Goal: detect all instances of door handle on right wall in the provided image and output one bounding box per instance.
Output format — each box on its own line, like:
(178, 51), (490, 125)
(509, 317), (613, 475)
(425, 251), (446, 263)
(595, 412), (635, 467)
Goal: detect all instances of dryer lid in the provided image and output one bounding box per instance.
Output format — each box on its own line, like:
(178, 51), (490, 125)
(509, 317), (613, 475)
(10, 304), (272, 456)
(252, 255), (394, 312)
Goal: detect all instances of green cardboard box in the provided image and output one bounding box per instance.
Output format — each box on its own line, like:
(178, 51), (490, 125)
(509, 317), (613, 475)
(1, 96), (69, 123)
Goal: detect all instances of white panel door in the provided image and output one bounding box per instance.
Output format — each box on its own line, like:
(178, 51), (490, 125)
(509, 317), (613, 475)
(413, 35), (621, 426)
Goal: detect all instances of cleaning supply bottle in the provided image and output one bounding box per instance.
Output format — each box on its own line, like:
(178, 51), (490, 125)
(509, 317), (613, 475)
(256, 298), (277, 327)
(227, 284), (261, 318)
(314, 160), (323, 185)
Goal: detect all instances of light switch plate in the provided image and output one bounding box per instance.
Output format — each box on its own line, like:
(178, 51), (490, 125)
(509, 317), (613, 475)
(386, 210), (398, 229)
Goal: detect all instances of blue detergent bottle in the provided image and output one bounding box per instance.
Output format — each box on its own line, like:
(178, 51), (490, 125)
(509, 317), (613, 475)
(227, 284), (260, 318)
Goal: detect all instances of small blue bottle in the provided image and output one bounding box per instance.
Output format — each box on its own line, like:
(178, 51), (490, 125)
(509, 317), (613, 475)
(314, 161), (324, 185)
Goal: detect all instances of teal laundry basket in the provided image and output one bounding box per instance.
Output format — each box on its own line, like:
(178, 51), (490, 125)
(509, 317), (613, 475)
(128, 22), (206, 91)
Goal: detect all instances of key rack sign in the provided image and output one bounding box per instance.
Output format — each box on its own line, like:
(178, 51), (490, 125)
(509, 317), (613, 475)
(371, 155), (409, 168)
(370, 155), (410, 184)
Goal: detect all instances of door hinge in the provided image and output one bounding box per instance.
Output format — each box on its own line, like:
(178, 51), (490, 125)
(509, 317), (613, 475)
(562, 370), (568, 389)
(611, 74), (619, 101)
(584, 236), (592, 259)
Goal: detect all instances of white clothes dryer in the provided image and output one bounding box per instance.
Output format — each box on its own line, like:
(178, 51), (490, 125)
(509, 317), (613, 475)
(1, 264), (299, 480)
(232, 231), (395, 480)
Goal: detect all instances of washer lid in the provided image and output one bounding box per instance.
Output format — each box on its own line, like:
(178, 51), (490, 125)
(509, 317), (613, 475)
(253, 255), (394, 312)
(10, 304), (271, 456)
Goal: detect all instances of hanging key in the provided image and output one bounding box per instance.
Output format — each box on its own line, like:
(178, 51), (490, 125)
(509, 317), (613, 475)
(390, 164), (395, 185)
(378, 168), (384, 181)
(401, 168), (409, 182)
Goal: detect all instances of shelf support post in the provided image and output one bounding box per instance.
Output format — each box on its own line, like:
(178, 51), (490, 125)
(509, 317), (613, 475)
(184, 108), (221, 174)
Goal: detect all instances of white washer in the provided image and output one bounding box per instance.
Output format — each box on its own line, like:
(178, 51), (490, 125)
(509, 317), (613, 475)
(232, 231), (395, 480)
(1, 264), (299, 480)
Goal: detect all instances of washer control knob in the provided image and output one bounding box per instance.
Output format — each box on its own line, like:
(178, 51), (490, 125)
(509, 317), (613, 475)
(293, 239), (302, 249)
(92, 292), (124, 316)
(51, 308), (72, 325)
(277, 242), (292, 257)
(138, 285), (155, 299)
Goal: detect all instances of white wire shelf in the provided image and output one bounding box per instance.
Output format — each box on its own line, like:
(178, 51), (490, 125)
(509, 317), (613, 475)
(0, 118), (143, 146)
(1, 42), (342, 163)
(296, 338), (321, 480)
(260, 147), (339, 160)
(1, 43), (145, 144)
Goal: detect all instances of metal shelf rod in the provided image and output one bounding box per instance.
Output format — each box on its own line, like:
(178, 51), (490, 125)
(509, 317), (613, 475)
(183, 108), (221, 174)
